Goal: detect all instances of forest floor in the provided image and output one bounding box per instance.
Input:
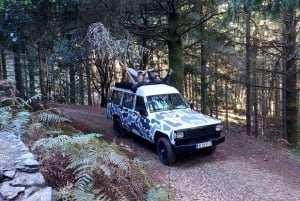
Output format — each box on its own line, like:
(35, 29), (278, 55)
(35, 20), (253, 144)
(46, 103), (300, 201)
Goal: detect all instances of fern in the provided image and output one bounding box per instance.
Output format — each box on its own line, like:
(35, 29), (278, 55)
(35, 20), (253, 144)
(25, 94), (43, 105)
(33, 133), (101, 154)
(105, 152), (129, 171)
(55, 189), (109, 201)
(54, 189), (73, 201)
(39, 111), (71, 123)
(144, 188), (170, 201)
(75, 172), (92, 191)
(29, 122), (43, 130)
(43, 135), (72, 150)
(99, 164), (111, 176)
(67, 149), (99, 169)
(74, 189), (110, 201)
(0, 94), (46, 137)
(34, 134), (104, 190)
(0, 106), (11, 113)
(34, 133), (134, 200)
(14, 111), (31, 126)
(13, 94), (43, 110)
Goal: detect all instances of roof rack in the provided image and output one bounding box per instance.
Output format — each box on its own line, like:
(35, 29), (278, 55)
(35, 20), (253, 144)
(115, 82), (132, 90)
(114, 82), (166, 92)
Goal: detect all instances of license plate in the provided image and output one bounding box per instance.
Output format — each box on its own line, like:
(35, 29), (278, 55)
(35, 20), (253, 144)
(196, 141), (212, 149)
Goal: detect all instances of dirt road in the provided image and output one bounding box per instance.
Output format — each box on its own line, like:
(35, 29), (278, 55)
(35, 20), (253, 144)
(50, 103), (300, 201)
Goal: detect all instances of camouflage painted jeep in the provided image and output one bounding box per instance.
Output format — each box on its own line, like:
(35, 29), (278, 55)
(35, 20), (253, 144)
(106, 83), (225, 165)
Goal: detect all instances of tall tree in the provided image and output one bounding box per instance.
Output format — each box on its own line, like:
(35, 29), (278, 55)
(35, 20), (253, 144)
(227, 0), (262, 136)
(244, 3), (252, 136)
(103, 0), (220, 92)
(282, 8), (298, 145)
(0, 50), (7, 79)
(12, 45), (25, 97)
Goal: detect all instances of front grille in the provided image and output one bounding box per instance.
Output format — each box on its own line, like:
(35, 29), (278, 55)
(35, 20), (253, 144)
(185, 125), (216, 138)
(175, 125), (221, 146)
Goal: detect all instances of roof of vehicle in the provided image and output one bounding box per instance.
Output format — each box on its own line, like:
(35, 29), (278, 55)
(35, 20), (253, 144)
(136, 84), (179, 96)
(113, 83), (180, 96)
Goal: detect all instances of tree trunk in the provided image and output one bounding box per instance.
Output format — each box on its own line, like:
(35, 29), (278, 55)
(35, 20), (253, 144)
(200, 43), (208, 114)
(225, 80), (229, 130)
(252, 35), (258, 137)
(245, 6), (252, 136)
(28, 59), (36, 97)
(13, 47), (25, 97)
(69, 65), (76, 104)
(214, 60), (219, 119)
(0, 50), (3, 79)
(282, 10), (298, 146)
(167, 5), (184, 93)
(1, 49), (7, 79)
(86, 65), (92, 106)
(78, 65), (84, 105)
(37, 43), (47, 98)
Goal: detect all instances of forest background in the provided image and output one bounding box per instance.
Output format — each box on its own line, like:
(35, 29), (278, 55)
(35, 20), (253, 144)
(0, 0), (299, 148)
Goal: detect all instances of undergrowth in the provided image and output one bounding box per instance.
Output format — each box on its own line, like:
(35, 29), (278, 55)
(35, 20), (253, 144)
(0, 95), (168, 201)
(286, 147), (300, 160)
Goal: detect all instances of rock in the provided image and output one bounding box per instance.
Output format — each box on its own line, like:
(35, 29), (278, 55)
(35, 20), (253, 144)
(0, 182), (25, 200)
(10, 172), (45, 187)
(3, 169), (16, 179)
(17, 158), (40, 173)
(23, 159), (39, 168)
(23, 187), (54, 201)
(0, 171), (4, 181)
(0, 132), (53, 201)
(23, 186), (39, 198)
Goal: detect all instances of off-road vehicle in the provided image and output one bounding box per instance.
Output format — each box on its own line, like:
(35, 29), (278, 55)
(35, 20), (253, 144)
(106, 83), (225, 165)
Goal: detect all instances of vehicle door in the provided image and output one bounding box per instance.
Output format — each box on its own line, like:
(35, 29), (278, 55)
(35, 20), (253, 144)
(133, 96), (151, 140)
(121, 92), (138, 131)
(107, 89), (123, 120)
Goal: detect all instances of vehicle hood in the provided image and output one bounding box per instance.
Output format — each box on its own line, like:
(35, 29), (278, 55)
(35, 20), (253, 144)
(150, 109), (221, 130)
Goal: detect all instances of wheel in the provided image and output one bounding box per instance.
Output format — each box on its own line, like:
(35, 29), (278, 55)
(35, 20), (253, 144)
(157, 137), (176, 165)
(201, 146), (216, 155)
(113, 117), (125, 138)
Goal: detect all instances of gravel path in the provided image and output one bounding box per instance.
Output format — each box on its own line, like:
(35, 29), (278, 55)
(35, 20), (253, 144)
(122, 132), (300, 201)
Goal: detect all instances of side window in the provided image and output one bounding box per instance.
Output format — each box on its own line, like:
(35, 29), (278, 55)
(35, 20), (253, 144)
(111, 90), (123, 104)
(135, 96), (146, 112)
(123, 93), (134, 109)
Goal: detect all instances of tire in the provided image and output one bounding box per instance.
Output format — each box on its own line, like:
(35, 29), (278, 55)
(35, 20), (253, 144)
(157, 137), (176, 165)
(113, 117), (124, 138)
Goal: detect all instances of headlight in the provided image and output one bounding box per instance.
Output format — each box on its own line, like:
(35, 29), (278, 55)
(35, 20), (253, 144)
(216, 124), (223, 131)
(174, 131), (184, 139)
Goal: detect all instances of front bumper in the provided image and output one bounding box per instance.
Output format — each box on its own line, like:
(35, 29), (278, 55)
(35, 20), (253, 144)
(174, 136), (225, 153)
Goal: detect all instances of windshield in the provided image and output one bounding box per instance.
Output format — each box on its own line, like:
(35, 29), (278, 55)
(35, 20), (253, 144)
(146, 93), (189, 112)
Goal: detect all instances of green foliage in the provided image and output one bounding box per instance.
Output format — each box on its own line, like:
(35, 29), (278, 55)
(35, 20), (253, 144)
(55, 189), (108, 201)
(133, 157), (149, 168)
(144, 188), (171, 201)
(0, 106), (11, 113)
(39, 112), (71, 124)
(0, 94), (65, 137)
(105, 151), (129, 171)
(287, 147), (300, 159)
(33, 133), (136, 200)
(34, 132), (167, 200)
(0, 94), (43, 111)
(24, 94), (43, 105)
